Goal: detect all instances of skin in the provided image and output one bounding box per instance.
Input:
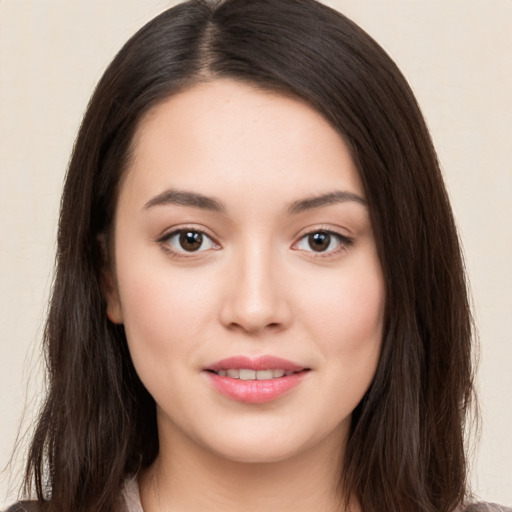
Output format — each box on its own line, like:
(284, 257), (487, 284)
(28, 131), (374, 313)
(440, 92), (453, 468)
(105, 79), (385, 511)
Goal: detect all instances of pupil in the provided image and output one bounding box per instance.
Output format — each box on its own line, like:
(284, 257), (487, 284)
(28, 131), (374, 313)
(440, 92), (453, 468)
(179, 231), (203, 251)
(309, 232), (330, 252)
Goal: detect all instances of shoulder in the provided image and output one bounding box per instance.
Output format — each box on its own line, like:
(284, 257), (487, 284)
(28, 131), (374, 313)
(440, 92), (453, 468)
(5, 477), (140, 512)
(3, 502), (43, 512)
(120, 475), (143, 512)
(464, 503), (512, 512)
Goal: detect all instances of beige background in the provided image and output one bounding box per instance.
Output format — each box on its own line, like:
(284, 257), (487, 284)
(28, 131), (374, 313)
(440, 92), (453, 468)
(1, 0), (511, 507)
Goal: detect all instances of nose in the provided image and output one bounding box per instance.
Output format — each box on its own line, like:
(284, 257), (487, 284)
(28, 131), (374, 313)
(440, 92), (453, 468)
(219, 244), (292, 335)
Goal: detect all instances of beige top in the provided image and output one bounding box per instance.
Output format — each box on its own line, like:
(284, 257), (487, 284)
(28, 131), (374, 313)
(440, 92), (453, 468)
(5, 481), (512, 511)
(121, 475), (144, 512)
(119, 477), (512, 512)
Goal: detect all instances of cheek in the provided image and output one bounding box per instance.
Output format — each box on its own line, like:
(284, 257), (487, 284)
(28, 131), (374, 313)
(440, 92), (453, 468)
(114, 251), (219, 376)
(296, 255), (385, 390)
(301, 262), (384, 343)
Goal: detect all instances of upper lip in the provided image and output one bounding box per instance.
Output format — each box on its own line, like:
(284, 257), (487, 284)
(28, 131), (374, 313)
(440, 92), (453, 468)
(205, 355), (307, 372)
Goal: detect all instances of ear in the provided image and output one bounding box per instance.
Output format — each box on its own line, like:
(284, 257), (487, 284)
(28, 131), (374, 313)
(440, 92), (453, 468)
(98, 234), (124, 324)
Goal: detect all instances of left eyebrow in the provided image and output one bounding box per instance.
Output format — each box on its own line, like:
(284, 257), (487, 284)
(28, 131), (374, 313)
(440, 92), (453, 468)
(142, 188), (225, 212)
(286, 191), (367, 215)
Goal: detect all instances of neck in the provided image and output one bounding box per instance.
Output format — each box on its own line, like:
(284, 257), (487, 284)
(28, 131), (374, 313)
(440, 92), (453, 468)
(139, 417), (356, 512)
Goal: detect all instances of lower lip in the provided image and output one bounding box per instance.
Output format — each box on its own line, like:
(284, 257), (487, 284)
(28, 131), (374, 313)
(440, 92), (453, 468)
(205, 371), (309, 404)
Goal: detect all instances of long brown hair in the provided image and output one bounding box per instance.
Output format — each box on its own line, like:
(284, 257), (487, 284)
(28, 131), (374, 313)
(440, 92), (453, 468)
(23, 1), (474, 510)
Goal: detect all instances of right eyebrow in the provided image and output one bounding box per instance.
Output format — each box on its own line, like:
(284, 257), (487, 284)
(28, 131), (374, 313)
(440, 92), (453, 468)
(142, 188), (225, 213)
(286, 190), (367, 215)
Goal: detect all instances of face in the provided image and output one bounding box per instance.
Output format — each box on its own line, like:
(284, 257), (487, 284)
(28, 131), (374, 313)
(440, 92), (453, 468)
(106, 79), (385, 464)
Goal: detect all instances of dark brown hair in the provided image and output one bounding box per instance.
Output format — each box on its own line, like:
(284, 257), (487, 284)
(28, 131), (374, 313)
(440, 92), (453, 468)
(22, 1), (474, 511)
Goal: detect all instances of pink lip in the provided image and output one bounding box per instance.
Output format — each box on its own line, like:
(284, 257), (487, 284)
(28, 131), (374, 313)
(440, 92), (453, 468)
(204, 355), (310, 404)
(206, 355), (305, 372)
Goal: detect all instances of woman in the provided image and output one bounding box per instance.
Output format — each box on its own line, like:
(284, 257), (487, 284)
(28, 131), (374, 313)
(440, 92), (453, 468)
(6, 0), (510, 511)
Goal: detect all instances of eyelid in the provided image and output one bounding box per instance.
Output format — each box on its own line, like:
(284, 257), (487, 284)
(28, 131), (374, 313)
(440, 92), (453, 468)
(157, 225), (221, 258)
(156, 224), (353, 260)
(291, 226), (354, 257)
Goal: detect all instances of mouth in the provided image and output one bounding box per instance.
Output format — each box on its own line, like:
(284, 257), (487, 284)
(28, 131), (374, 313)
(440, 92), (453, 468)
(207, 368), (303, 380)
(204, 356), (311, 403)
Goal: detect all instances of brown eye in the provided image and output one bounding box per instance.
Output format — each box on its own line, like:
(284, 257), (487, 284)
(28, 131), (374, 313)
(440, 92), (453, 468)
(179, 231), (203, 251)
(308, 232), (331, 252)
(293, 230), (353, 256)
(162, 229), (218, 255)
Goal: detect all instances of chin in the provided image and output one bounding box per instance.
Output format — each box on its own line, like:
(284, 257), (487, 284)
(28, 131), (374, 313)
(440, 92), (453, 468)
(208, 439), (307, 465)
(195, 420), (346, 467)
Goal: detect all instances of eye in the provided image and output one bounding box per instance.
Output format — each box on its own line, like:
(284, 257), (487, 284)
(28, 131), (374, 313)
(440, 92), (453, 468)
(161, 229), (219, 254)
(294, 230), (352, 254)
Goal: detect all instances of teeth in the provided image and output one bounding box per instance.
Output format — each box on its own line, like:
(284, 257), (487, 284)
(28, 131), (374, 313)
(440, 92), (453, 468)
(239, 369), (256, 380)
(256, 369), (273, 380)
(216, 368), (295, 380)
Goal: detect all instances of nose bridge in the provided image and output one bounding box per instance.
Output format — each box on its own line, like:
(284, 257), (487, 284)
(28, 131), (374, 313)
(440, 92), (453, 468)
(220, 237), (289, 334)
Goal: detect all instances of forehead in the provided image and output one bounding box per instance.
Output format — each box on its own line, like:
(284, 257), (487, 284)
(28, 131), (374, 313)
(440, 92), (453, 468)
(123, 78), (363, 209)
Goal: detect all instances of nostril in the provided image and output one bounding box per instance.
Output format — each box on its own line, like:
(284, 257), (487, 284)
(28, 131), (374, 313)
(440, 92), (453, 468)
(218, 282), (292, 334)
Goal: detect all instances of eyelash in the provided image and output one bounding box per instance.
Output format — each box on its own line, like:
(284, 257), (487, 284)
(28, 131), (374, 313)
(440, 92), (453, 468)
(292, 229), (354, 258)
(157, 227), (353, 260)
(157, 227), (220, 259)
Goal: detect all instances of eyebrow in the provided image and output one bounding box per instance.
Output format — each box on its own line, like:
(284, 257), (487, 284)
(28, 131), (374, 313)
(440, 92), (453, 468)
(142, 188), (366, 214)
(143, 189), (225, 212)
(286, 191), (367, 215)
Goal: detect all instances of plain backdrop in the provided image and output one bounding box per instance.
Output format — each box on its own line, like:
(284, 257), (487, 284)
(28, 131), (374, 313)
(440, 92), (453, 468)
(1, 0), (511, 507)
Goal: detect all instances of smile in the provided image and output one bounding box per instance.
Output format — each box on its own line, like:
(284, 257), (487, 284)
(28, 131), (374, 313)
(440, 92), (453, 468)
(213, 369), (295, 380)
(204, 356), (310, 403)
